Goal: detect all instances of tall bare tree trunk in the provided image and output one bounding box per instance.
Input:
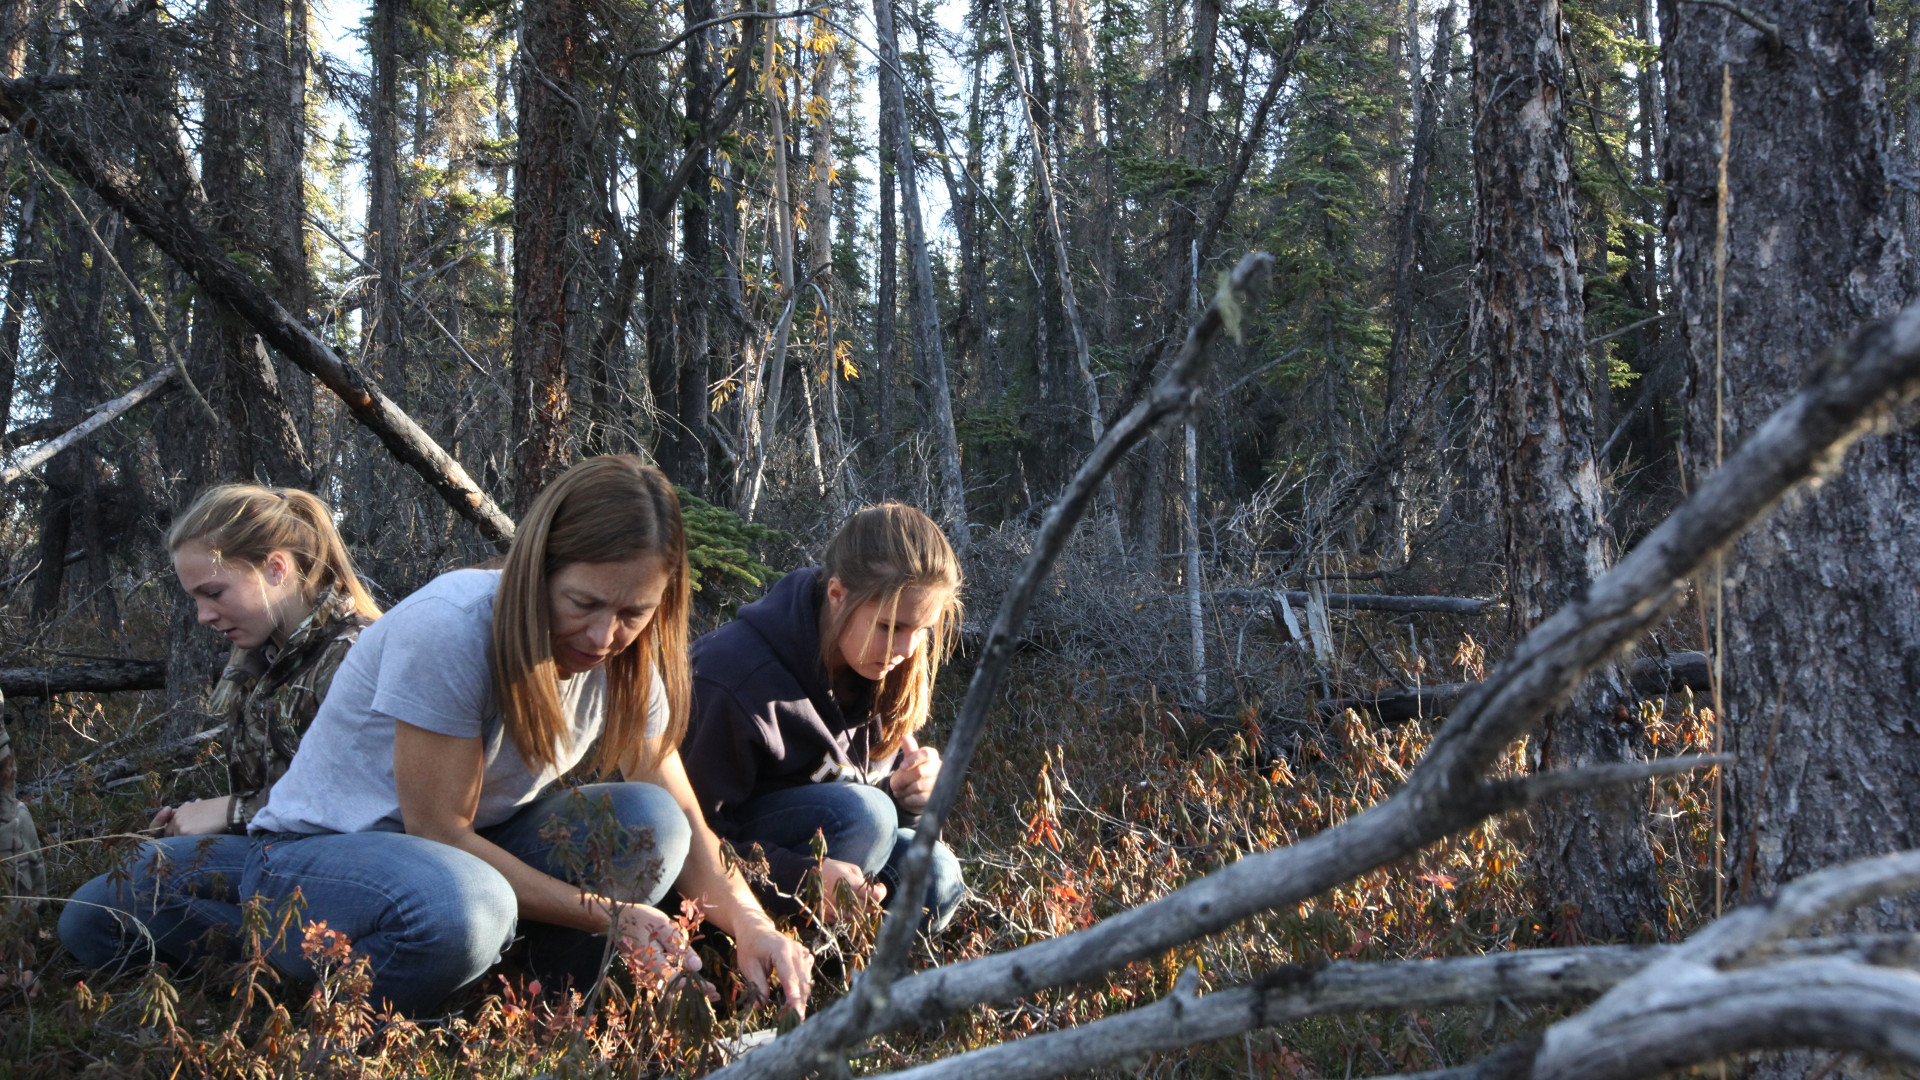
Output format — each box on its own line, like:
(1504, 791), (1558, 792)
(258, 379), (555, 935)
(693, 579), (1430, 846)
(512, 0), (582, 506)
(875, 72), (898, 496)
(676, 0), (720, 496)
(1372, 2), (1454, 565)
(368, 0), (405, 405)
(874, 0), (966, 549)
(1472, 0), (1657, 943)
(1664, 5), (1917, 1073)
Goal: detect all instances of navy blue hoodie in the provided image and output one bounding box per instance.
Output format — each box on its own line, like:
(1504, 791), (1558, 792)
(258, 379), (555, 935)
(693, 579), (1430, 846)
(683, 567), (911, 894)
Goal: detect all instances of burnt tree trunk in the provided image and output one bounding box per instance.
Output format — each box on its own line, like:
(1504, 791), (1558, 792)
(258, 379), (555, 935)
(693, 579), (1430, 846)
(1371, 1), (1455, 565)
(1471, 0), (1658, 943)
(1664, 9), (1918, 1077)
(874, 62), (899, 495)
(367, 0), (407, 406)
(512, 0), (582, 507)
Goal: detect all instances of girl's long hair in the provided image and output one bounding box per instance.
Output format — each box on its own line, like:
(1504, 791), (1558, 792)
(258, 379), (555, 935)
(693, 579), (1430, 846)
(492, 456), (690, 776)
(167, 485), (381, 622)
(819, 503), (962, 758)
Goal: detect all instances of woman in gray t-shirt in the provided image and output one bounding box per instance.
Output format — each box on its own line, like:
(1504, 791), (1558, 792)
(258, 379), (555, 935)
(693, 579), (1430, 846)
(85, 458), (810, 1018)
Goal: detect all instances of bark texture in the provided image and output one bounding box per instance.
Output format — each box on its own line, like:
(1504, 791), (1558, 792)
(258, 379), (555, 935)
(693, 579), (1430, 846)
(1470, 0), (1657, 942)
(1663, 0), (1919, 1031)
(512, 0), (582, 507)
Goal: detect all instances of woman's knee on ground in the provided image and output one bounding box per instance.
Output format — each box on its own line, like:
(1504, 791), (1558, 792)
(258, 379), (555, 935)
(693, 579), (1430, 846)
(880, 830), (965, 934)
(58, 836), (246, 970)
(542, 782), (691, 905)
(816, 783), (901, 876)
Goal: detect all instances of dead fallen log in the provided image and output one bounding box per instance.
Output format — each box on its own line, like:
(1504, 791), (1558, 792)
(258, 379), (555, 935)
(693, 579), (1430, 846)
(1320, 651), (1712, 723)
(0, 659), (167, 698)
(1213, 588), (1499, 615)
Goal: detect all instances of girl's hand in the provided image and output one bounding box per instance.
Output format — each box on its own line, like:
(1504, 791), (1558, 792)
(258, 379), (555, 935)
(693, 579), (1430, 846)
(888, 746), (941, 813)
(609, 902), (701, 986)
(148, 797), (232, 837)
(818, 857), (887, 924)
(734, 921), (815, 1017)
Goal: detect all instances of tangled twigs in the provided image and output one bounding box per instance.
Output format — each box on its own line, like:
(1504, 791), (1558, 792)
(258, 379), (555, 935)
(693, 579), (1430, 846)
(715, 297), (1920, 1080)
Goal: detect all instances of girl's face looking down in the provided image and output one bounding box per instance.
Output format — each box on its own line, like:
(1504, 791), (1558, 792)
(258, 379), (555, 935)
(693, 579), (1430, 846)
(174, 542), (309, 651)
(547, 555), (671, 677)
(827, 577), (951, 682)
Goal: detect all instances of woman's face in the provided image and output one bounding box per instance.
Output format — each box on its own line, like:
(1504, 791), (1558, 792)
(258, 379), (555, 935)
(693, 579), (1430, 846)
(174, 542), (308, 651)
(827, 579), (950, 683)
(547, 555), (671, 677)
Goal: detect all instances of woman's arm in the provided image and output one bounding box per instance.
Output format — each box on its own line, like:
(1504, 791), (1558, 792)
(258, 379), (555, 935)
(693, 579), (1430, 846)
(393, 720), (699, 975)
(625, 741), (814, 1014)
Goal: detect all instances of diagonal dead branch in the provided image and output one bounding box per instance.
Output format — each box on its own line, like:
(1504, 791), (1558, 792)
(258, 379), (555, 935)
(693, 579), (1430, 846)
(0, 366), (172, 485)
(717, 298), (1920, 1080)
(0, 78), (516, 545)
(1370, 850), (1920, 1080)
(873, 947), (1661, 1080)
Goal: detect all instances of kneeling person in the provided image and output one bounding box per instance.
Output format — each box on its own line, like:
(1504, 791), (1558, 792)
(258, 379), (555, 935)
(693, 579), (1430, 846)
(683, 504), (966, 933)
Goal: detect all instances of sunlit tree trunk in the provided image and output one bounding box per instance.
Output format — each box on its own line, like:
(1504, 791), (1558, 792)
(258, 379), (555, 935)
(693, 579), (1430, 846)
(1472, 0), (1657, 943)
(1664, 6), (1917, 1074)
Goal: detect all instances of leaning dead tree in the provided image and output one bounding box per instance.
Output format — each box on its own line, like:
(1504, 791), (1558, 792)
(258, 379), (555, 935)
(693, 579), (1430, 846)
(711, 285), (1920, 1079)
(0, 76), (516, 545)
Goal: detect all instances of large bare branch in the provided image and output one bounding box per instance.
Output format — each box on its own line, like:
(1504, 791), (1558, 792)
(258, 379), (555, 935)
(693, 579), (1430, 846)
(874, 946), (1663, 1080)
(0, 658), (166, 697)
(0, 79), (516, 545)
(1375, 851), (1920, 1080)
(719, 299), (1920, 1080)
(0, 366), (171, 485)
(844, 756), (1728, 1080)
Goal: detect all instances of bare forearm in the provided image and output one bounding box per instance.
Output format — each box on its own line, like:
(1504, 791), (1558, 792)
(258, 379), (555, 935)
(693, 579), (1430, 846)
(411, 822), (612, 933)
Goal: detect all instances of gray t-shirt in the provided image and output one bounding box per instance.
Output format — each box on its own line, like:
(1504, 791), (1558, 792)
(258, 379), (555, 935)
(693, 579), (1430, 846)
(251, 568), (667, 835)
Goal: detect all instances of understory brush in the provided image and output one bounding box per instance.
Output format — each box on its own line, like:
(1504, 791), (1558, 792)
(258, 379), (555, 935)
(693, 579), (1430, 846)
(0, 516), (1724, 1077)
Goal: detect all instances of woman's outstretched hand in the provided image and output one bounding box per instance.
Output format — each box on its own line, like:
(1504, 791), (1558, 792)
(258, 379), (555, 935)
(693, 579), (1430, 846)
(734, 919), (814, 1018)
(609, 902), (702, 988)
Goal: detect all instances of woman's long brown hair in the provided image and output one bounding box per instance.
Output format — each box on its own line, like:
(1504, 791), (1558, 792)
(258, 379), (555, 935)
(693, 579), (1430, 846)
(492, 457), (690, 776)
(818, 503), (962, 758)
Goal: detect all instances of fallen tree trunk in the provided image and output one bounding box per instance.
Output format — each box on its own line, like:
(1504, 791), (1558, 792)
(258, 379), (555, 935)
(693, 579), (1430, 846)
(0, 659), (166, 697)
(1213, 588), (1498, 615)
(1321, 651), (1712, 723)
(0, 76), (515, 545)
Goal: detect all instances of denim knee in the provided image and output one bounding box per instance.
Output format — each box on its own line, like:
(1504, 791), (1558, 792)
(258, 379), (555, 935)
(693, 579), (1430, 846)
(813, 783), (900, 876)
(879, 829), (966, 934)
(246, 831), (518, 1017)
(598, 782), (691, 905)
(60, 836), (247, 972)
(489, 782), (691, 906)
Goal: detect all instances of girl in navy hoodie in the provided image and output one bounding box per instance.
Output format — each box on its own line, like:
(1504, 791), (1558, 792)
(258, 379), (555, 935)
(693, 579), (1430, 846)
(683, 504), (965, 932)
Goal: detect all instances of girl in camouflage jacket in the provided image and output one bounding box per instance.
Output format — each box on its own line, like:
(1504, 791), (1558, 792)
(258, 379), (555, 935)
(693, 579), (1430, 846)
(60, 485), (378, 968)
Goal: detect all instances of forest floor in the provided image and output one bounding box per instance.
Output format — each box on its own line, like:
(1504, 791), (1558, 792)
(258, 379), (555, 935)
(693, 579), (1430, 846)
(0, 568), (1723, 1079)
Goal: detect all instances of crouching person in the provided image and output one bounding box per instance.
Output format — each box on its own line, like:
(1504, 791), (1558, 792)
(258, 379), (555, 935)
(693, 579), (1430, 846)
(64, 459), (811, 1019)
(61, 485), (378, 975)
(683, 504), (966, 935)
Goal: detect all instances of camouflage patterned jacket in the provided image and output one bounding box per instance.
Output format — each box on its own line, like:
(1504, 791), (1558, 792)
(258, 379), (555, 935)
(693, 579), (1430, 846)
(210, 587), (371, 833)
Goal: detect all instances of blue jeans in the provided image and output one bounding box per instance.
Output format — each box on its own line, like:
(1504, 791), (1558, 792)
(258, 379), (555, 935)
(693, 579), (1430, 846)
(60, 782), (690, 1016)
(735, 781), (964, 933)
